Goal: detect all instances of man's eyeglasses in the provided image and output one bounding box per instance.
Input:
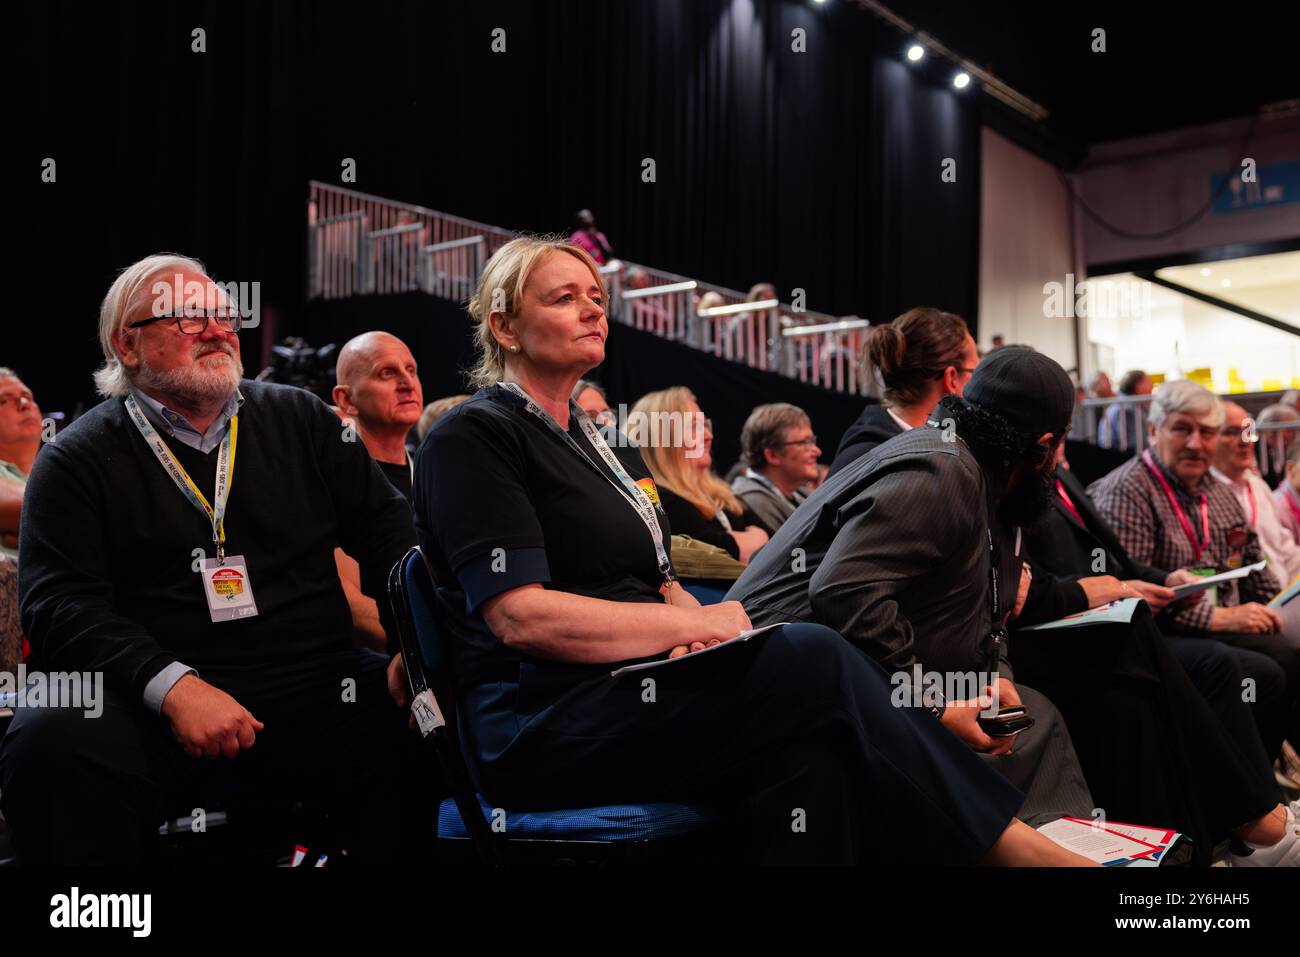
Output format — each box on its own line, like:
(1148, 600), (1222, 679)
(128, 312), (243, 335)
(1219, 422), (1259, 444)
(775, 436), (818, 449)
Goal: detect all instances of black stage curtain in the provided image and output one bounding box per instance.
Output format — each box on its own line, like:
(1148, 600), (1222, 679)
(19, 0), (979, 416)
(304, 293), (868, 475)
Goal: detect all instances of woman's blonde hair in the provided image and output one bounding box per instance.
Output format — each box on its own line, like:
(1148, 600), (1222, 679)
(466, 235), (605, 389)
(631, 386), (743, 518)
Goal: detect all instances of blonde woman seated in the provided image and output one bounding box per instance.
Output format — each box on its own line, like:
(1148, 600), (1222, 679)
(631, 387), (768, 563)
(408, 234), (1092, 866)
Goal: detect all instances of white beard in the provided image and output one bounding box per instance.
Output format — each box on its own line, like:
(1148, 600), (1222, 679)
(135, 347), (244, 405)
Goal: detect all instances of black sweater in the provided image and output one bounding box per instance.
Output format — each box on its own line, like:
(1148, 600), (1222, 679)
(17, 380), (414, 702)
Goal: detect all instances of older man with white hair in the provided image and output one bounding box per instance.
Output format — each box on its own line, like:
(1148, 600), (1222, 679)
(1090, 379), (1300, 768)
(0, 254), (423, 864)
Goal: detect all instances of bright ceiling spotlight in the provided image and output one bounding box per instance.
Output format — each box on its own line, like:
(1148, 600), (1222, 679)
(1221, 278), (1233, 287)
(1199, 267), (1212, 276)
(906, 44), (925, 62)
(953, 71), (971, 90)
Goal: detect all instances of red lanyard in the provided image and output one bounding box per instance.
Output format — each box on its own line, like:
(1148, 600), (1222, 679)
(1244, 480), (1257, 527)
(1056, 480), (1085, 526)
(1286, 485), (1300, 527)
(1142, 450), (1210, 561)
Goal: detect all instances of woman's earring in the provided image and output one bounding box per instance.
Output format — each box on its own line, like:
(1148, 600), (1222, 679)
(509, 345), (519, 353)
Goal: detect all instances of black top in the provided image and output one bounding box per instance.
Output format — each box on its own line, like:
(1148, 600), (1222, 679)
(657, 485), (761, 560)
(827, 402), (904, 478)
(727, 426), (1082, 677)
(413, 386), (672, 691)
(17, 380), (415, 702)
(377, 458), (413, 503)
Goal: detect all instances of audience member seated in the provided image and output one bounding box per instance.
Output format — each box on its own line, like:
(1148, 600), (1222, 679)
(829, 307), (978, 477)
(1089, 380), (1300, 759)
(416, 394), (471, 444)
(1256, 402), (1300, 487)
(1016, 444), (1299, 862)
(731, 403), (820, 536)
(1098, 369), (1152, 449)
(568, 208), (614, 265)
(1212, 400), (1300, 586)
(1274, 439), (1300, 546)
(409, 235), (1092, 866)
(0, 369), (42, 562)
(631, 387), (768, 564)
(571, 377), (615, 428)
(1038, 443), (1290, 763)
(333, 331), (422, 501)
(330, 331), (422, 650)
(730, 349), (1104, 827)
(0, 554), (18, 675)
(0, 254), (425, 865)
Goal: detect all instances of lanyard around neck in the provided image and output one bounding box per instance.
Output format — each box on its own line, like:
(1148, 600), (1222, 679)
(499, 382), (676, 584)
(1142, 449), (1210, 561)
(126, 395), (237, 563)
(1056, 479), (1085, 526)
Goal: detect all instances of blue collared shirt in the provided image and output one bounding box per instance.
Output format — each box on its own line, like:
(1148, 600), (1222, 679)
(128, 386), (244, 453)
(127, 385), (243, 715)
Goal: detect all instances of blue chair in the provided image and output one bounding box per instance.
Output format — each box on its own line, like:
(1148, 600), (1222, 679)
(387, 547), (721, 866)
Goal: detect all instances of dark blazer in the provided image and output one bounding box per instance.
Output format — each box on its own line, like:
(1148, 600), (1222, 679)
(728, 426), (1034, 676)
(827, 402), (902, 478)
(1024, 465), (1168, 585)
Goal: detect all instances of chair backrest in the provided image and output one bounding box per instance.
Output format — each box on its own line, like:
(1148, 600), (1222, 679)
(387, 546), (502, 865)
(403, 546), (449, 674)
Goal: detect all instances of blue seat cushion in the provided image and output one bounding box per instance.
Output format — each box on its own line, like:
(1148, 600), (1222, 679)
(437, 796), (716, 841)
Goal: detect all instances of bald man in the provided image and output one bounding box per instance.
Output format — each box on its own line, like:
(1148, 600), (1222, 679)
(332, 332), (422, 649)
(332, 331), (423, 500)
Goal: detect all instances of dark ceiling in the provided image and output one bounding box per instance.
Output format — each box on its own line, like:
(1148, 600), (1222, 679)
(871, 0), (1297, 157)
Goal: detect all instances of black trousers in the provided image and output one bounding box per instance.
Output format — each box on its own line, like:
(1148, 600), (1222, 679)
(1009, 606), (1278, 864)
(459, 623), (1025, 866)
(1167, 637), (1288, 763)
(1214, 621), (1300, 755)
(0, 649), (432, 866)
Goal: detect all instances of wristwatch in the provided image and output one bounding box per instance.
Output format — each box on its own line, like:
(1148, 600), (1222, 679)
(928, 691), (947, 722)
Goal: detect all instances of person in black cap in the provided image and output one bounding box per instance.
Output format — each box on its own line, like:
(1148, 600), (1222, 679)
(727, 346), (1100, 825)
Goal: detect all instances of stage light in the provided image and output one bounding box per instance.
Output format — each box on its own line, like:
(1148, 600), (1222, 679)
(953, 71), (971, 90)
(1221, 278), (1232, 288)
(906, 44), (924, 62)
(1200, 267), (1212, 276)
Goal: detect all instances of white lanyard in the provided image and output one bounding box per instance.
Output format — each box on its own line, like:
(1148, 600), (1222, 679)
(125, 395), (237, 563)
(498, 382), (676, 584)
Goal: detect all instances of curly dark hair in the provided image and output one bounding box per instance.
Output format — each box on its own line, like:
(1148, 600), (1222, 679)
(931, 394), (1063, 526)
(932, 394), (1049, 480)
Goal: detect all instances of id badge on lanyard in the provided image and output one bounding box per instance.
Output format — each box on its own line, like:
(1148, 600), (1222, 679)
(498, 382), (677, 586)
(125, 396), (260, 622)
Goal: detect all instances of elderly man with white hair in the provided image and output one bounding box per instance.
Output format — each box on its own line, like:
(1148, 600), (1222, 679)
(1090, 379), (1300, 774)
(0, 254), (424, 865)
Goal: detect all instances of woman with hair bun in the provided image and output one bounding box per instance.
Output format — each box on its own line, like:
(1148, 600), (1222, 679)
(828, 307), (978, 477)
